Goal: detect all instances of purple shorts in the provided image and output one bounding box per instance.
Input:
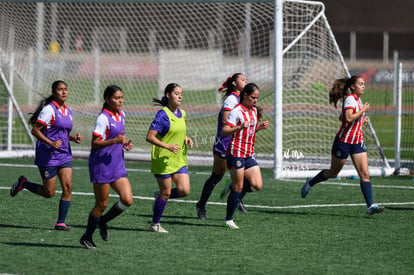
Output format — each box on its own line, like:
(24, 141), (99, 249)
(154, 166), (189, 179)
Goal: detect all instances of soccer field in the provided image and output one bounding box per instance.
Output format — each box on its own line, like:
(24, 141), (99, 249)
(1, 158), (414, 274)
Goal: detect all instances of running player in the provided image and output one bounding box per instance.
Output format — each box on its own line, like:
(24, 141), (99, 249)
(196, 73), (249, 220)
(146, 83), (193, 233)
(80, 85), (134, 249)
(301, 75), (384, 215)
(10, 80), (82, 231)
(222, 83), (269, 229)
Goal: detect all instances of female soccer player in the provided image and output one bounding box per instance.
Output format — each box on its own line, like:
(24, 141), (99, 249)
(146, 83), (193, 233)
(196, 73), (249, 220)
(10, 80), (82, 231)
(222, 83), (269, 229)
(80, 85), (134, 249)
(301, 75), (384, 215)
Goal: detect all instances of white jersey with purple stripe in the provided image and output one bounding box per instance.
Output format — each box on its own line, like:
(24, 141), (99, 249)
(88, 109), (127, 183)
(34, 101), (73, 167)
(213, 92), (240, 155)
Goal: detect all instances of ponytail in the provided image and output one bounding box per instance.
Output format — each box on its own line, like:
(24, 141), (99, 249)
(329, 75), (360, 108)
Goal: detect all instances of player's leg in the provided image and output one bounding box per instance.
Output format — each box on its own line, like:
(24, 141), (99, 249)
(54, 165), (73, 230)
(351, 152), (384, 214)
(170, 169), (190, 198)
(97, 177), (133, 241)
(225, 163), (244, 229)
(151, 177), (172, 233)
(196, 154), (226, 218)
(81, 183), (110, 249)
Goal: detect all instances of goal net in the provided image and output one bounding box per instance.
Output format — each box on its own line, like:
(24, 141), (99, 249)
(0, 0), (391, 178)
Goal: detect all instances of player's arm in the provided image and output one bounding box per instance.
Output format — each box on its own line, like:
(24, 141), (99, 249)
(221, 121), (250, 136)
(91, 133), (125, 149)
(31, 122), (62, 149)
(146, 129), (180, 154)
(344, 102), (369, 123)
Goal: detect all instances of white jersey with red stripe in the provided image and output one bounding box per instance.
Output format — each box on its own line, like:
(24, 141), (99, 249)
(336, 94), (364, 144)
(225, 103), (258, 158)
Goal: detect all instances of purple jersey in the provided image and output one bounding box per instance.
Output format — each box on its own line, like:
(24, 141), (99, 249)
(34, 101), (73, 167)
(149, 108), (183, 137)
(88, 109), (127, 183)
(212, 93), (240, 156)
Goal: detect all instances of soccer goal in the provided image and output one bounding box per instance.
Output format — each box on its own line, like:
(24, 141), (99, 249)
(0, 0), (392, 178)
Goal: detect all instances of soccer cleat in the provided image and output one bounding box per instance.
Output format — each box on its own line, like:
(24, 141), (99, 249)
(367, 204), (385, 215)
(224, 220), (240, 229)
(54, 223), (71, 231)
(219, 182), (232, 200)
(150, 223), (169, 233)
(99, 221), (109, 241)
(80, 234), (97, 249)
(10, 176), (27, 197)
(237, 200), (248, 214)
(301, 178), (312, 198)
(196, 206), (206, 220)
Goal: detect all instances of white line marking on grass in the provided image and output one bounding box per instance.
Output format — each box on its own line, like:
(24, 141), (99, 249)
(2, 187), (414, 210)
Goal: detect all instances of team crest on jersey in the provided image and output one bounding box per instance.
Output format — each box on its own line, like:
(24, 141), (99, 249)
(111, 123), (117, 128)
(335, 150), (342, 158)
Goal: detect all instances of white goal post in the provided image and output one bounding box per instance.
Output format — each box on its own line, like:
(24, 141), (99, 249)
(0, 0), (392, 178)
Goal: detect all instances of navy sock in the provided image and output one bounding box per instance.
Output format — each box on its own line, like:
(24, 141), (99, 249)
(56, 200), (71, 224)
(85, 214), (100, 238)
(197, 173), (223, 208)
(226, 189), (241, 221)
(101, 203), (123, 224)
(309, 170), (327, 186)
(22, 180), (42, 194)
(360, 181), (373, 207)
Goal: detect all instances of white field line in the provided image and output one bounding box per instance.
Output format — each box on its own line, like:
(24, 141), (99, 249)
(1, 187), (414, 210)
(1, 163), (414, 209)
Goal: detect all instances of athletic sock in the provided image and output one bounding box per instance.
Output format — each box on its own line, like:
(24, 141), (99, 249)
(85, 214), (100, 238)
(170, 188), (180, 199)
(360, 181), (373, 207)
(100, 202), (124, 224)
(56, 199), (71, 224)
(309, 170), (327, 186)
(22, 180), (42, 194)
(225, 189), (241, 221)
(197, 173), (223, 208)
(152, 197), (168, 224)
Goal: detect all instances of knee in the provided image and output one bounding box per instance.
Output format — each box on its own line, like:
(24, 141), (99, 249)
(121, 198), (133, 208)
(42, 189), (55, 198)
(95, 201), (108, 213)
(178, 189), (190, 197)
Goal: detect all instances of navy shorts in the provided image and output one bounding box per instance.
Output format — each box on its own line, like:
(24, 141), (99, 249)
(331, 136), (367, 159)
(38, 161), (72, 180)
(154, 166), (189, 179)
(226, 155), (258, 170)
(213, 150), (227, 160)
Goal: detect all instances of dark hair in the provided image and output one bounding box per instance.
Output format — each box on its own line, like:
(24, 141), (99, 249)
(218, 73), (243, 102)
(102, 85), (122, 111)
(152, 83), (181, 106)
(329, 75), (361, 108)
(240, 83), (264, 120)
(29, 80), (67, 126)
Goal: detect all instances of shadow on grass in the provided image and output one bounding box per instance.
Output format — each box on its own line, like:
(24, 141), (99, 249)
(385, 206), (414, 211)
(0, 241), (80, 249)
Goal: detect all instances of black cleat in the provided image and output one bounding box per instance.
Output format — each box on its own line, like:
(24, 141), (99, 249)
(196, 206), (206, 220)
(99, 221), (109, 241)
(80, 234), (97, 249)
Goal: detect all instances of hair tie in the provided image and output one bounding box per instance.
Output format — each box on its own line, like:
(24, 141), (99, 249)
(218, 76), (232, 93)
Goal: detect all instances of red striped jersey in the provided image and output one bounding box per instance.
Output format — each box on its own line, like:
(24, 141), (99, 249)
(225, 103), (258, 158)
(336, 94), (364, 144)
